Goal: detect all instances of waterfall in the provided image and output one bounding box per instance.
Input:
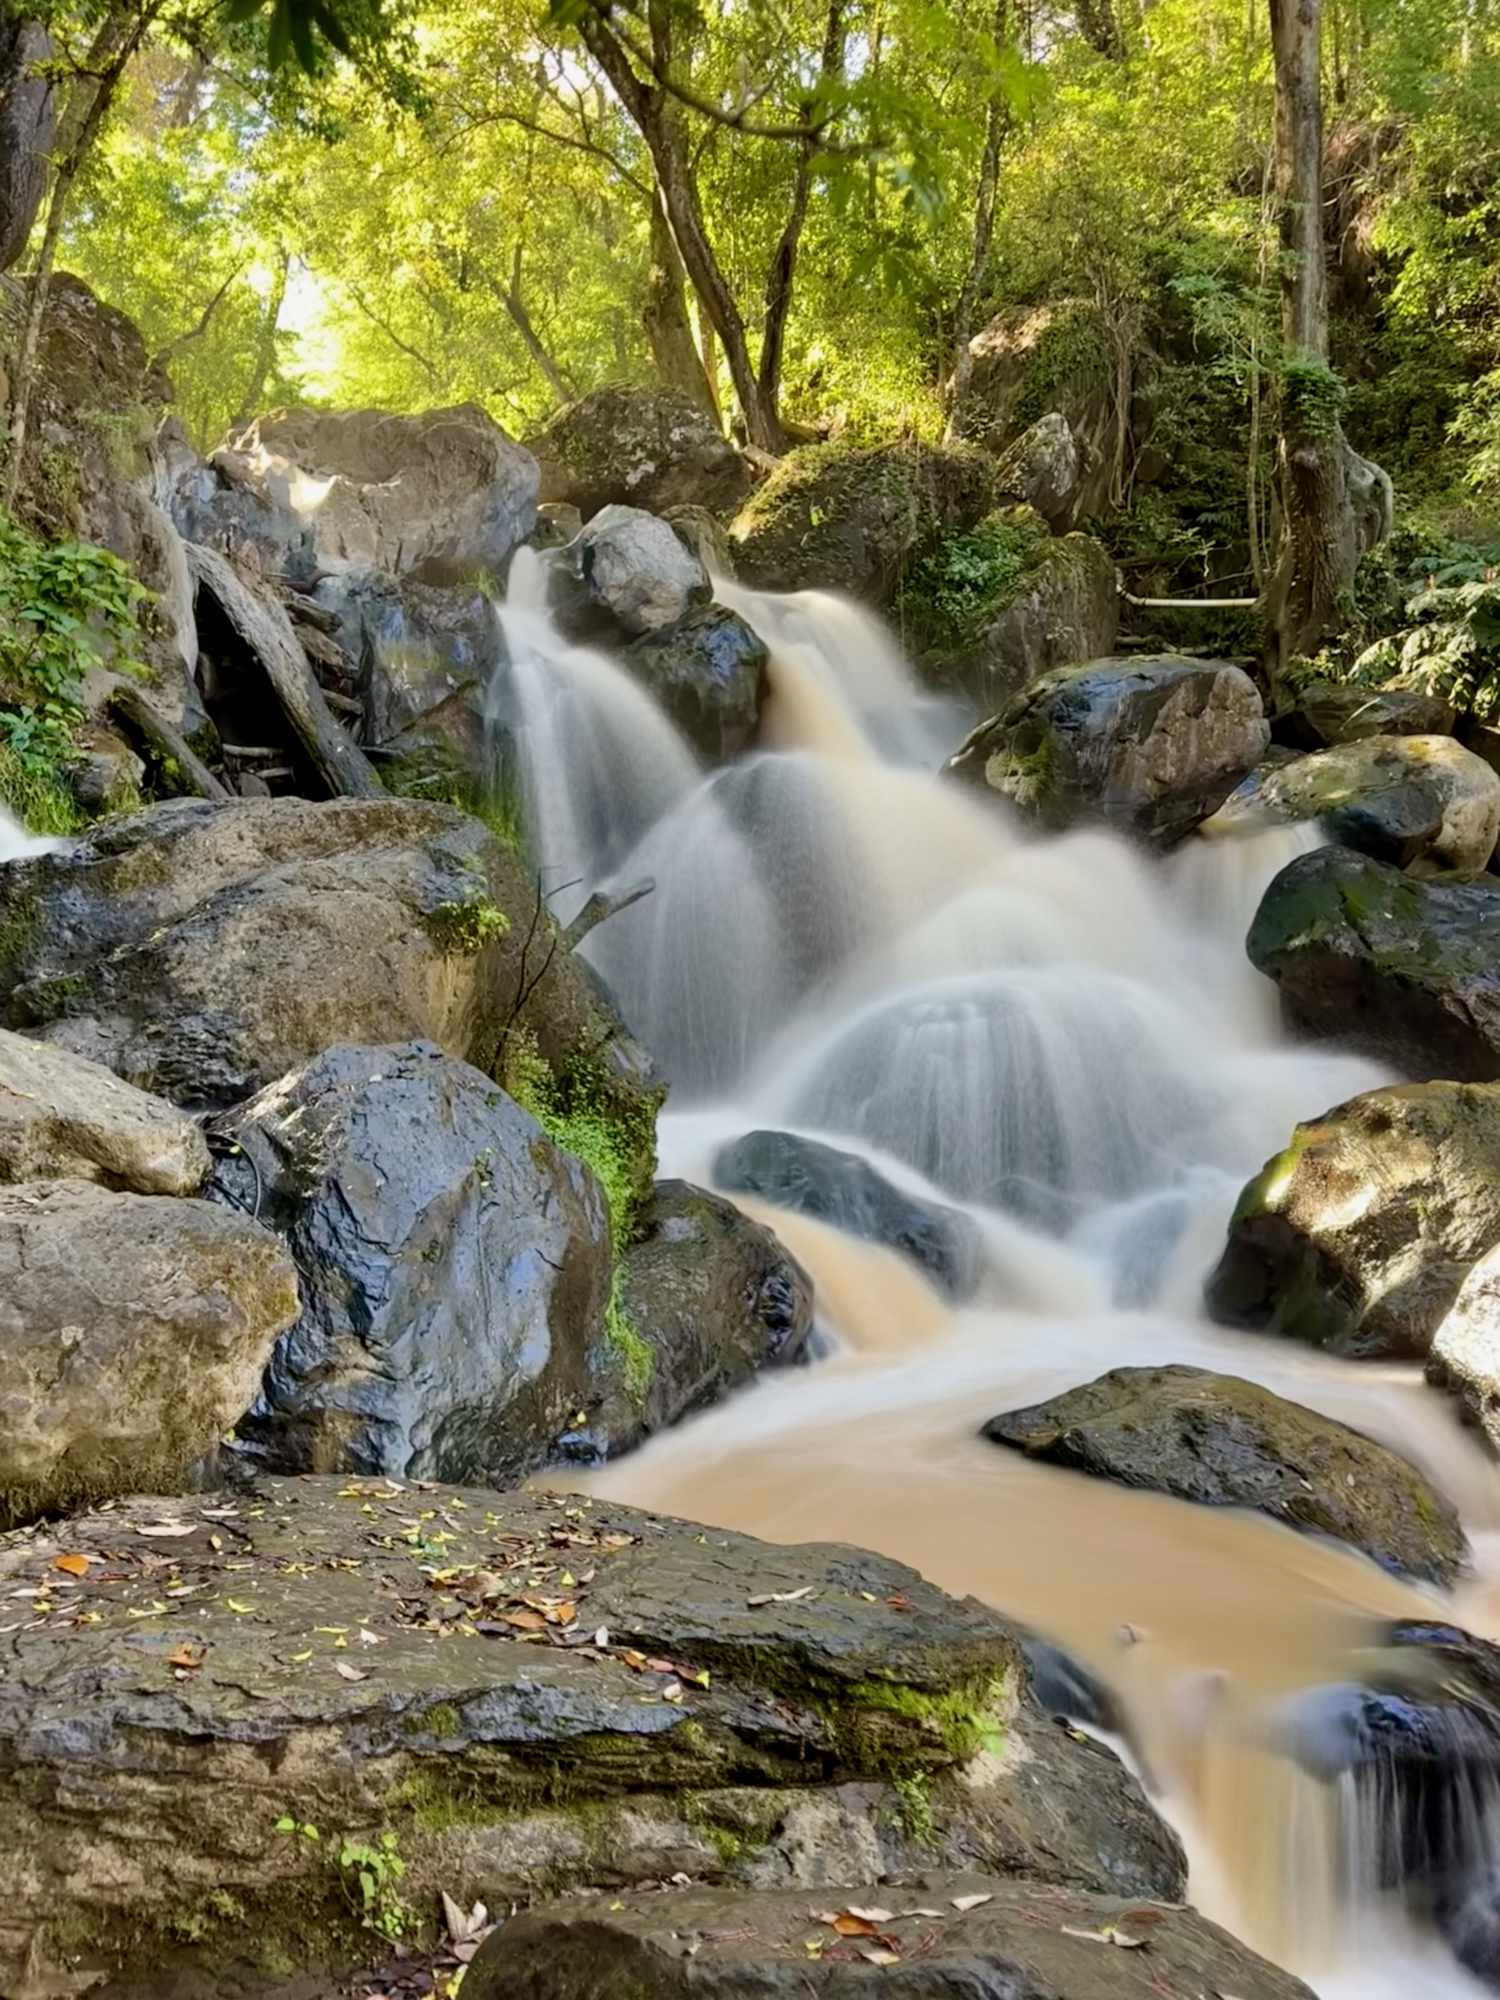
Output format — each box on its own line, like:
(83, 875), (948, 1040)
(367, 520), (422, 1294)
(494, 539), (1500, 1996)
(0, 804), (63, 864)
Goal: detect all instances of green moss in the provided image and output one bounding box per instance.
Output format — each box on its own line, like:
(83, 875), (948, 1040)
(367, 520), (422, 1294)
(384, 761), (526, 856)
(0, 888), (38, 991)
(606, 1287), (655, 1405)
(421, 896), (511, 955)
(0, 744), (81, 836)
(839, 1670), (1013, 1771)
(893, 1771), (935, 1844)
(408, 1701), (462, 1740)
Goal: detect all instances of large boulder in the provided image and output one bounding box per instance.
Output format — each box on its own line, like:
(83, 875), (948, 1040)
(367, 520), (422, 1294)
(1205, 1080), (1500, 1359)
(729, 441), (1000, 602)
(982, 1363), (1467, 1587)
(948, 655), (1269, 846)
(0, 1479), (1184, 1996)
(209, 1041), (613, 1483)
(0, 1027), (208, 1193)
(0, 799), (663, 1202)
(1210, 733), (1500, 873)
(623, 605), (768, 760)
(551, 503), (711, 641)
(168, 403), (539, 591)
(0, 1179), (297, 1526)
(1247, 846), (1500, 1079)
(919, 530), (1118, 713)
(993, 410), (1085, 529)
(1278, 679), (1456, 749)
(525, 385), (752, 522)
(1428, 1244), (1500, 1455)
(466, 1877), (1314, 2000)
(713, 1127), (982, 1301)
(949, 301), (1128, 524)
(345, 574), (502, 789)
(564, 1180), (814, 1461)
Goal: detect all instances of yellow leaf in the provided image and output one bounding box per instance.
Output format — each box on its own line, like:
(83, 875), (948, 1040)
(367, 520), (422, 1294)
(224, 1599), (254, 1614)
(53, 1553), (91, 1577)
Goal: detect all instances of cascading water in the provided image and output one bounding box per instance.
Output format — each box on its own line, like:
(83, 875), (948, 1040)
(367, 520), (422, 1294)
(0, 804), (62, 864)
(500, 558), (1500, 1996)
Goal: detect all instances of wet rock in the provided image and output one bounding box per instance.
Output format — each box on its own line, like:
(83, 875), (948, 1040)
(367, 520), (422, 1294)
(0, 1028), (208, 1193)
(0, 1479), (1184, 1996)
(713, 1127), (982, 1301)
(464, 1876), (1313, 2000)
(665, 501), (737, 577)
(1206, 1081), (1500, 1363)
(1019, 1633), (1124, 1736)
(920, 531), (1118, 714)
(947, 655), (1268, 847)
(0, 1179), (297, 1526)
(1429, 1246), (1500, 1453)
(1248, 845), (1500, 1079)
(983, 1364), (1466, 1586)
(69, 728), (144, 815)
(1211, 733), (1500, 873)
(347, 574), (502, 788)
(526, 385), (751, 522)
(552, 504), (711, 640)
(1278, 680), (1456, 749)
(0, 799), (662, 1190)
(209, 1041), (612, 1483)
(624, 606), (768, 760)
(566, 1180), (813, 1462)
(729, 440), (1000, 602)
(168, 404), (538, 589)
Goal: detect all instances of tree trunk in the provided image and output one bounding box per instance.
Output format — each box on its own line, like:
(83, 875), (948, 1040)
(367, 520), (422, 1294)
(1264, 0), (1364, 671)
(696, 294), (722, 424)
(642, 192), (717, 415)
(0, 12), (54, 272)
(2, 3), (158, 509)
(578, 8), (786, 451)
(495, 243), (575, 406)
(942, 0), (1008, 442)
(758, 0), (846, 426)
(231, 248), (291, 432)
(1075, 0), (1126, 56)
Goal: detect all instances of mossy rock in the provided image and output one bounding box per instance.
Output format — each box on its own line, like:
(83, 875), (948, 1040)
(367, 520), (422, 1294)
(728, 440), (1002, 603)
(0, 1479), (1182, 1995)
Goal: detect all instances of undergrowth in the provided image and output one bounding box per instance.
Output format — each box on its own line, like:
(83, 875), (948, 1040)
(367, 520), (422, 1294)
(900, 507), (1051, 648)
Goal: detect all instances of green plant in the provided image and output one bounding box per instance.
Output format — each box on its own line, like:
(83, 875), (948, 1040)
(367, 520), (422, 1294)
(901, 508), (1050, 648)
(0, 511), (145, 827)
(331, 1830), (415, 1943)
(422, 896), (511, 954)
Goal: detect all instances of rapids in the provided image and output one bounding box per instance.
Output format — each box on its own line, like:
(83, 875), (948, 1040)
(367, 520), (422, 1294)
(487, 557), (1500, 1997)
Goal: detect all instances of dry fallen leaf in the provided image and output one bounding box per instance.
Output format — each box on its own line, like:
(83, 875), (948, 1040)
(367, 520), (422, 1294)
(951, 1894), (993, 1914)
(334, 1660), (368, 1682)
(500, 1609), (548, 1633)
(1060, 1923), (1147, 1948)
(166, 1644), (204, 1670)
(831, 1913), (883, 1938)
(896, 1907), (946, 1920)
(858, 1946), (902, 1966)
(52, 1554), (91, 1578)
(844, 1906), (895, 1925)
(136, 1523), (198, 1539)
(746, 1585), (817, 1607)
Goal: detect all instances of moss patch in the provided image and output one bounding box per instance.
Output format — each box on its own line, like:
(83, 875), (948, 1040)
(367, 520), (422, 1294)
(421, 896), (511, 955)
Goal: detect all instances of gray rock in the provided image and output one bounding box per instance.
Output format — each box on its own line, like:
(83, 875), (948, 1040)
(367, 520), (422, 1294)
(665, 502), (737, 577)
(0, 1028), (208, 1194)
(922, 532), (1118, 714)
(168, 403), (539, 590)
(209, 1041), (612, 1484)
(1248, 846), (1500, 1080)
(624, 606), (767, 760)
(553, 504), (711, 640)
(68, 730), (144, 815)
(563, 1180), (813, 1462)
(1280, 680), (1456, 748)
(1211, 733), (1500, 873)
(994, 410), (1083, 528)
(1206, 1080), (1500, 1360)
(0, 1179), (297, 1526)
(948, 655), (1268, 847)
(0, 799), (662, 1193)
(0, 1479), (1184, 1995)
(983, 1363), (1467, 1586)
(1429, 1245), (1500, 1453)
(464, 1877), (1313, 2000)
(349, 574), (503, 788)
(713, 1127), (981, 1300)
(526, 385), (751, 522)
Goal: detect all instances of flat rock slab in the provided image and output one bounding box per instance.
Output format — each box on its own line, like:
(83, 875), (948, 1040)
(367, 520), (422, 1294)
(983, 1363), (1467, 1587)
(463, 1876), (1316, 1999)
(0, 1027), (209, 1193)
(0, 1479), (1181, 1996)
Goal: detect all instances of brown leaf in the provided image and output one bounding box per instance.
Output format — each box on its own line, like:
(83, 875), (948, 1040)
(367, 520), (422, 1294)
(831, 1913), (882, 1937)
(52, 1554), (91, 1578)
(166, 1644), (204, 1670)
(545, 1601), (577, 1628)
(500, 1609), (548, 1633)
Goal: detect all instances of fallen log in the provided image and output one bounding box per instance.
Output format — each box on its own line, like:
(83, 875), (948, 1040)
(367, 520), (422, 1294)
(107, 682), (230, 801)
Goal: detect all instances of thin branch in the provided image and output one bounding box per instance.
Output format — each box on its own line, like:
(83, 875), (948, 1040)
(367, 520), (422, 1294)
(343, 279), (440, 382)
(150, 261), (245, 373)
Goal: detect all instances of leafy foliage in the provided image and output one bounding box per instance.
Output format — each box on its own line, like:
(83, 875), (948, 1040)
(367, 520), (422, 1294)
(0, 513), (143, 825)
(901, 508), (1050, 647)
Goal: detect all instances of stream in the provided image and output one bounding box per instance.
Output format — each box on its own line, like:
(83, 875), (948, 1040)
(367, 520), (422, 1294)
(491, 552), (1500, 1997)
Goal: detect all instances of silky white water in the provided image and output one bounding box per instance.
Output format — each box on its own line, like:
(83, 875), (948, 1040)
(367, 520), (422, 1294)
(493, 560), (1500, 1995)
